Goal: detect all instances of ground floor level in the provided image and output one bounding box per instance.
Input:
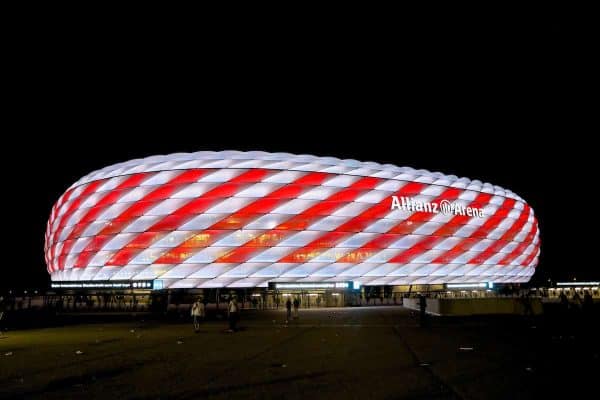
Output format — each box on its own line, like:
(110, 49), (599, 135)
(1, 306), (598, 399)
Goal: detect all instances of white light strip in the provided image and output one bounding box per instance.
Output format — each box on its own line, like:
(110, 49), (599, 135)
(556, 281), (599, 286)
(446, 283), (488, 288)
(275, 282), (350, 289)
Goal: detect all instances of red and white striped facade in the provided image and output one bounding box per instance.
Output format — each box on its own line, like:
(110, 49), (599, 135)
(44, 151), (540, 288)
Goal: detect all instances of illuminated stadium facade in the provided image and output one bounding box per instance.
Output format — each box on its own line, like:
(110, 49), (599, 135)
(44, 151), (540, 291)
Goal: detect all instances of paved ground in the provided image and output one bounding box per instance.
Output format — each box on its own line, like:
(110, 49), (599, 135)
(0, 306), (597, 399)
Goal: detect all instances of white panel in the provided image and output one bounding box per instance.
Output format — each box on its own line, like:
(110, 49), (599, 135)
(277, 231), (323, 247)
(431, 237), (462, 251)
(146, 199), (189, 216)
(80, 192), (104, 209)
(471, 239), (494, 252)
(133, 264), (174, 280)
(337, 232), (378, 248)
(58, 225), (76, 241)
(140, 171), (181, 186)
(102, 233), (137, 251)
(376, 180), (406, 192)
(365, 249), (400, 263)
(223, 263), (268, 277)
(184, 247), (232, 263)
(308, 215), (349, 231)
(187, 263), (234, 278)
(122, 215), (163, 233)
(487, 227), (507, 240)
(412, 250), (445, 264)
(199, 169), (245, 183)
(81, 221), (110, 238)
(413, 221), (441, 236)
(245, 214), (290, 230)
(322, 175), (359, 187)
(458, 190), (478, 201)
(454, 224), (478, 237)
(428, 212), (455, 224)
(213, 230), (262, 246)
(363, 218), (398, 233)
(118, 186), (154, 203)
(236, 183), (280, 198)
(389, 235), (422, 249)
(482, 204), (500, 215)
(298, 186), (338, 200)
(420, 185), (445, 196)
(263, 170), (305, 184)
(178, 213), (226, 230)
(500, 241), (519, 254)
(311, 248), (349, 263)
(97, 176), (127, 192)
(248, 247), (296, 263)
(65, 209), (87, 228)
(130, 248), (169, 265)
(88, 251), (115, 267)
(78, 266), (100, 280)
(97, 203), (130, 221)
(91, 266), (119, 280)
(64, 254), (77, 269)
(332, 202), (371, 217)
(450, 251), (480, 264)
(205, 197), (254, 214)
(321, 165), (352, 174)
(162, 264), (203, 279)
(384, 209), (413, 221)
(513, 225), (532, 242)
(356, 190), (389, 204)
(171, 183), (217, 199)
(272, 199), (317, 215)
(151, 231), (196, 248)
(109, 265), (147, 280)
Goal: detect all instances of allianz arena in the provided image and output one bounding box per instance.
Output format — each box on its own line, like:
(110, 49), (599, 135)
(44, 151), (540, 289)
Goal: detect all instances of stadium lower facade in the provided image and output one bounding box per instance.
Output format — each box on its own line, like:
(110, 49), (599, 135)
(44, 151), (540, 293)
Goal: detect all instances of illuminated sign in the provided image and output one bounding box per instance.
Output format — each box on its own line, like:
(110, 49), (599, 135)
(51, 280), (154, 289)
(445, 283), (490, 289)
(391, 196), (485, 218)
(556, 281), (599, 286)
(269, 282), (354, 290)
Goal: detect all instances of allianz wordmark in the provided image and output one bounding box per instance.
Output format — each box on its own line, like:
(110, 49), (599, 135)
(390, 196), (485, 218)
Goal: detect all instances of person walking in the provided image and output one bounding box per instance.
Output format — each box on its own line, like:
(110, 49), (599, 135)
(285, 298), (292, 323)
(191, 297), (205, 333)
(419, 294), (427, 327)
(227, 296), (239, 332)
(293, 297), (300, 319)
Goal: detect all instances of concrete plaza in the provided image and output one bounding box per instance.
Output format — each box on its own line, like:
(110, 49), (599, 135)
(0, 306), (597, 399)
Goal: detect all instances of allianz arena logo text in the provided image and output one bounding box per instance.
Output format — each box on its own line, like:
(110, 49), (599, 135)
(390, 196), (485, 218)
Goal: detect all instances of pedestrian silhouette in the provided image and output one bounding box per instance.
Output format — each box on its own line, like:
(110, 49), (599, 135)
(285, 298), (292, 323)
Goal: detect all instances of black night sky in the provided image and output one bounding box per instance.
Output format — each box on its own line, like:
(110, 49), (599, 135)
(3, 16), (595, 290)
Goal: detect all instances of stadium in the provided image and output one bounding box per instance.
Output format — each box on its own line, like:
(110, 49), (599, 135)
(44, 151), (540, 305)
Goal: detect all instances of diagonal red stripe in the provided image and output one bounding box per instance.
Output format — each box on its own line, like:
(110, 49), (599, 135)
(339, 187), (464, 263)
(498, 217), (538, 265)
(214, 176), (383, 264)
(103, 169), (275, 266)
(279, 182), (426, 263)
(431, 198), (517, 264)
(467, 204), (531, 265)
(151, 172), (330, 265)
(386, 192), (494, 264)
(55, 173), (154, 270)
